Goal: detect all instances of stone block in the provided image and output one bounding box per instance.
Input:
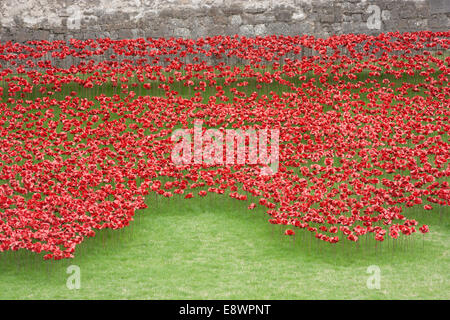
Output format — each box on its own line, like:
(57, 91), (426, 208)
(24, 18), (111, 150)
(267, 22), (290, 35)
(428, 14), (450, 29)
(239, 24), (254, 37)
(230, 15), (242, 26)
(430, 0), (450, 14)
(291, 21), (314, 35)
(242, 13), (275, 24)
(221, 5), (243, 16)
(254, 24), (266, 36)
(320, 14), (335, 23)
(274, 6), (294, 22)
(31, 29), (50, 40)
(174, 27), (191, 38)
(399, 3), (417, 19)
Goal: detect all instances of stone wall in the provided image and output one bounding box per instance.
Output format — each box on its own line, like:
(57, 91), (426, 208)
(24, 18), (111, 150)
(0, 0), (449, 42)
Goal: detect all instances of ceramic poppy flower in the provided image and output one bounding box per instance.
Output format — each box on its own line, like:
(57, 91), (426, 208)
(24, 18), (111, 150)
(285, 229), (295, 236)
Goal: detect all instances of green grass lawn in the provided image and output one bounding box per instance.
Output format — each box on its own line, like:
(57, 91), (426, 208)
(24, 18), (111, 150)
(0, 194), (448, 299)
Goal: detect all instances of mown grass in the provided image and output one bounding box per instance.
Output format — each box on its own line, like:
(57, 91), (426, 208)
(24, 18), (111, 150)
(0, 194), (448, 299)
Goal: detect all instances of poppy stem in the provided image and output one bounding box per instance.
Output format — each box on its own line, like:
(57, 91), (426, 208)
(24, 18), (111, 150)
(334, 243), (337, 265)
(375, 240), (378, 257)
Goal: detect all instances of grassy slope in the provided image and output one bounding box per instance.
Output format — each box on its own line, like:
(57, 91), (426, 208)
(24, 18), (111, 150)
(0, 194), (448, 299)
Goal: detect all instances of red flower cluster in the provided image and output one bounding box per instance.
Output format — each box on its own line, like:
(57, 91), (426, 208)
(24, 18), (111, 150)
(0, 31), (448, 259)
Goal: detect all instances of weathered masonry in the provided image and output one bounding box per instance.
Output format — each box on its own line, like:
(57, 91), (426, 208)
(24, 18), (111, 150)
(0, 0), (449, 42)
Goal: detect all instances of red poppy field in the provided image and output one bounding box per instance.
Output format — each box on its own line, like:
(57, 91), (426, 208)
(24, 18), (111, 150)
(0, 31), (448, 264)
(0, 31), (449, 299)
(0, 32), (450, 298)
